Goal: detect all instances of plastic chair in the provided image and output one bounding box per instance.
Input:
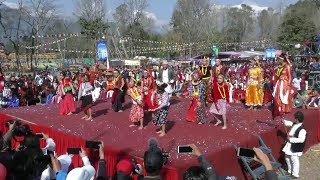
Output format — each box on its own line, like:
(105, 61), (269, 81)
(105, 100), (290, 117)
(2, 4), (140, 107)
(8, 97), (19, 108)
(46, 94), (54, 104)
(233, 136), (289, 180)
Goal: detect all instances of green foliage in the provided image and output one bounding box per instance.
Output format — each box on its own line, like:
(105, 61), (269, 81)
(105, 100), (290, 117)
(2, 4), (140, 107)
(79, 17), (108, 39)
(222, 4), (254, 43)
(277, 0), (318, 51)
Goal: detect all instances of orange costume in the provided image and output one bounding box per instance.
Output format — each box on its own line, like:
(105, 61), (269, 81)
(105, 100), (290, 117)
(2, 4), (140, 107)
(272, 64), (293, 114)
(245, 67), (264, 106)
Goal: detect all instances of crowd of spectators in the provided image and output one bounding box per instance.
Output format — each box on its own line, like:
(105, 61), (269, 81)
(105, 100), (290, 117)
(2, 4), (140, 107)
(0, 56), (319, 110)
(0, 121), (281, 180)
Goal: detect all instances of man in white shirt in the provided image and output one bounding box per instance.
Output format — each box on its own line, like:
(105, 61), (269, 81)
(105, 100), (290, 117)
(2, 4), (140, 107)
(292, 76), (302, 91)
(157, 60), (175, 96)
(282, 111), (307, 179)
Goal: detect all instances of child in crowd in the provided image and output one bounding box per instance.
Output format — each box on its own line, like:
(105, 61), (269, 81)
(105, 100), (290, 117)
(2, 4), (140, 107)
(78, 74), (94, 121)
(127, 79), (144, 129)
(151, 84), (170, 137)
(210, 74), (230, 130)
(186, 73), (206, 124)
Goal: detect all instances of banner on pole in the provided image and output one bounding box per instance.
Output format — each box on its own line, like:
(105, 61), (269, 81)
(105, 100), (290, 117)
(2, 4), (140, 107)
(97, 41), (109, 62)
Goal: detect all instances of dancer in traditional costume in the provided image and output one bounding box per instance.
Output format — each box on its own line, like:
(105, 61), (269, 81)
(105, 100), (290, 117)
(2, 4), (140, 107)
(273, 54), (293, 114)
(127, 79), (144, 129)
(199, 56), (213, 103)
(141, 70), (157, 110)
(209, 74), (229, 129)
(111, 70), (126, 112)
(78, 74), (94, 121)
(245, 57), (264, 110)
(59, 72), (76, 115)
(211, 59), (226, 83)
(151, 84), (170, 137)
(186, 73), (206, 124)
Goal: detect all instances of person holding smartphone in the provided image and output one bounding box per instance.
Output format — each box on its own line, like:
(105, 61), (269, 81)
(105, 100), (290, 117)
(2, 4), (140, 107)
(183, 144), (218, 180)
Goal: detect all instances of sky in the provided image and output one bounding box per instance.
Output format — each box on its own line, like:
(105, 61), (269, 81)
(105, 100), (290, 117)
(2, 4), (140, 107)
(4, 0), (300, 25)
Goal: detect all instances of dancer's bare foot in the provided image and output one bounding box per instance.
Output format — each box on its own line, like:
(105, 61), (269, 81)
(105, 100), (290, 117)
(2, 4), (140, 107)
(85, 117), (93, 121)
(156, 131), (162, 134)
(198, 122), (204, 125)
(222, 126), (227, 130)
(129, 124), (136, 128)
(138, 126), (144, 130)
(159, 132), (165, 137)
(67, 112), (73, 116)
(118, 110), (123, 112)
(81, 116), (88, 119)
(214, 121), (222, 126)
(248, 106), (253, 110)
(253, 107), (257, 111)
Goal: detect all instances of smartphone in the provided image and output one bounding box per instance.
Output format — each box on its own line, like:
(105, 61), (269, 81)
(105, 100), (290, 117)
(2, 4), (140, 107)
(47, 150), (54, 156)
(36, 134), (44, 138)
(85, 141), (101, 149)
(237, 148), (255, 158)
(67, 148), (81, 155)
(177, 145), (193, 154)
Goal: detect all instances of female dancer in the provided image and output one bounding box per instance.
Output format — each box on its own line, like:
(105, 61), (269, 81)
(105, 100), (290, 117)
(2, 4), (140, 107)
(141, 70), (157, 110)
(199, 56), (213, 103)
(273, 54), (293, 114)
(209, 74), (229, 129)
(245, 57), (264, 110)
(78, 74), (94, 121)
(151, 84), (170, 137)
(127, 79), (144, 129)
(59, 72), (76, 115)
(186, 73), (206, 124)
(111, 70), (126, 112)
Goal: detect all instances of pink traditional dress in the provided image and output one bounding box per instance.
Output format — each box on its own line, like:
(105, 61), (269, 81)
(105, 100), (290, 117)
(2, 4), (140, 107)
(128, 86), (144, 123)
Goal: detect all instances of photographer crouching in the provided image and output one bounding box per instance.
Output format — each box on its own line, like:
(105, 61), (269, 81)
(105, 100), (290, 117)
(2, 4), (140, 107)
(0, 120), (56, 180)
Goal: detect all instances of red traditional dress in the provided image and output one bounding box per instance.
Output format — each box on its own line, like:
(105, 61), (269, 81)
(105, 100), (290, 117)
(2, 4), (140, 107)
(142, 76), (157, 110)
(210, 82), (230, 115)
(0, 75), (4, 91)
(59, 78), (76, 115)
(273, 64), (293, 114)
(186, 80), (206, 123)
(128, 86), (144, 122)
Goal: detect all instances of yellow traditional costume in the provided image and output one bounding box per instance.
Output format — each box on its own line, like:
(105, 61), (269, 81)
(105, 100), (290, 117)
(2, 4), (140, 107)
(245, 66), (264, 106)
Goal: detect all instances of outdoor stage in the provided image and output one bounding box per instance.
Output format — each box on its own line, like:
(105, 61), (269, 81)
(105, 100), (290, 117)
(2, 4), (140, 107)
(0, 98), (319, 179)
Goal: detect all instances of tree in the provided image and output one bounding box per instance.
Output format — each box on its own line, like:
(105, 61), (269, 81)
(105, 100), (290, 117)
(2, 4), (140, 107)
(222, 4), (254, 43)
(171, 0), (214, 57)
(277, 0), (318, 51)
(113, 0), (155, 57)
(0, 0), (25, 71)
(74, 0), (108, 59)
(22, 0), (57, 68)
(257, 9), (274, 39)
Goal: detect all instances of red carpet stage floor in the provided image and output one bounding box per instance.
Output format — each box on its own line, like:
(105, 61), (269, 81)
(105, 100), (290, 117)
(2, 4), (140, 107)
(0, 98), (319, 179)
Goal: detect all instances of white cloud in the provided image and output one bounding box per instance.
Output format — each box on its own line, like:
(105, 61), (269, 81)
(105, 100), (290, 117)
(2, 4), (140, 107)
(143, 11), (169, 27)
(3, 1), (19, 9)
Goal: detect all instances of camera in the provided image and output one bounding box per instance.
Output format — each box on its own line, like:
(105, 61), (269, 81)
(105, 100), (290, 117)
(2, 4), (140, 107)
(162, 149), (169, 165)
(6, 120), (32, 137)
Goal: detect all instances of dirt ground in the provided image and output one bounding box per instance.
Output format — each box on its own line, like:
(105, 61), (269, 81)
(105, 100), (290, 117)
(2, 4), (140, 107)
(299, 143), (320, 180)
